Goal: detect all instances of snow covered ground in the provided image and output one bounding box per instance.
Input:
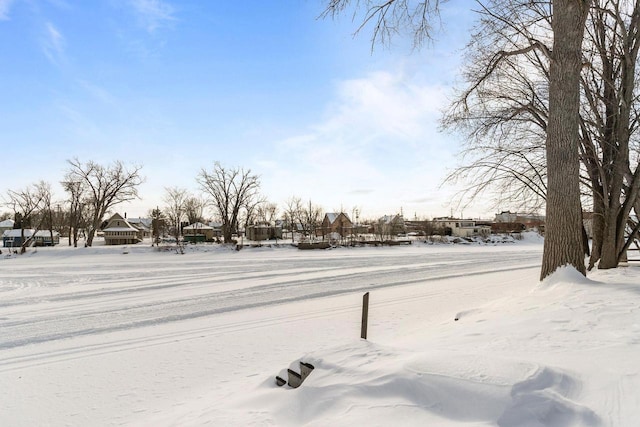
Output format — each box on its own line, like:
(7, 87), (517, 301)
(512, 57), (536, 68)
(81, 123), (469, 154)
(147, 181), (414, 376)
(1, 235), (639, 426)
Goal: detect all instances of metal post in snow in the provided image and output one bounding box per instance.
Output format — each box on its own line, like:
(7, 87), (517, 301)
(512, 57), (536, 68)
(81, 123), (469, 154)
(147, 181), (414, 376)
(361, 292), (369, 339)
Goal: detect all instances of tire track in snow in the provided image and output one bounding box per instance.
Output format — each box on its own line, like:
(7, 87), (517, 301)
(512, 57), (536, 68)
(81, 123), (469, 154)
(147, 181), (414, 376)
(0, 247), (540, 352)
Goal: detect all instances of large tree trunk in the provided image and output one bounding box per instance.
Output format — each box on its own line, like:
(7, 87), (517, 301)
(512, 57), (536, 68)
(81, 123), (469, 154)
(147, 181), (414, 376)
(540, 0), (590, 280)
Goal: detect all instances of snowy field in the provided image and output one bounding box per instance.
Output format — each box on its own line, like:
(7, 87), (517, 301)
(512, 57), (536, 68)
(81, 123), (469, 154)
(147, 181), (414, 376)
(1, 236), (639, 426)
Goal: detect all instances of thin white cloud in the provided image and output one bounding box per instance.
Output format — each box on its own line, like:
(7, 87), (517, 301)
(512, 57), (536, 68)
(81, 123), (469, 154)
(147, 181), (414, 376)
(42, 22), (65, 64)
(318, 70), (448, 146)
(262, 68), (457, 218)
(130, 0), (175, 33)
(0, 0), (15, 20)
(78, 80), (117, 105)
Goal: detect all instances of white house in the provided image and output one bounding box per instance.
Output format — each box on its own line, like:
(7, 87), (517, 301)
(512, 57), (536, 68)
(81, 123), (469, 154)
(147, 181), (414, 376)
(432, 217), (491, 238)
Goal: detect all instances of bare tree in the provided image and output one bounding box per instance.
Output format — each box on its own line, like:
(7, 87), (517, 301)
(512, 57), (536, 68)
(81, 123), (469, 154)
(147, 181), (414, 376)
(163, 187), (188, 243)
(445, 1), (640, 271)
(197, 162), (261, 242)
(62, 177), (83, 247)
(284, 196), (305, 242)
(184, 196), (206, 225)
(375, 217), (393, 242)
(580, 3), (640, 269)
(240, 195), (266, 234)
(325, 0), (591, 279)
(256, 202), (279, 224)
(303, 200), (324, 240)
(3, 181), (51, 253)
(41, 183), (55, 246)
(442, 2), (552, 214)
(321, 0), (442, 48)
(65, 158), (144, 246)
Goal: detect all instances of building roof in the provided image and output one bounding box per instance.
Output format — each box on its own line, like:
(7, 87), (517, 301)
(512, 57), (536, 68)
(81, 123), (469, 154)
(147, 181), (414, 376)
(127, 217), (152, 229)
(184, 222), (214, 230)
(3, 229), (34, 238)
(2, 229), (59, 238)
(325, 212), (351, 225)
(34, 230), (60, 237)
(0, 219), (15, 228)
(103, 213), (138, 232)
(379, 214), (403, 224)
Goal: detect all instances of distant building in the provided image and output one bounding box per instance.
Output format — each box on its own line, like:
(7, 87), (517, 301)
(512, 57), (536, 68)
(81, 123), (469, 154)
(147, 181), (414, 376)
(183, 222), (215, 242)
(245, 223), (283, 241)
(318, 213), (353, 239)
(34, 230), (60, 246)
(207, 222), (223, 239)
(495, 211), (518, 223)
(376, 214), (406, 236)
(3, 229), (27, 247)
(102, 213), (143, 245)
(495, 211), (544, 231)
(2, 229), (60, 247)
(126, 217), (152, 238)
(432, 217), (491, 238)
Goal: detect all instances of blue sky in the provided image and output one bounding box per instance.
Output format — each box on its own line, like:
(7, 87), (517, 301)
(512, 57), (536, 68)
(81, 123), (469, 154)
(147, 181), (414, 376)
(1, 0), (482, 220)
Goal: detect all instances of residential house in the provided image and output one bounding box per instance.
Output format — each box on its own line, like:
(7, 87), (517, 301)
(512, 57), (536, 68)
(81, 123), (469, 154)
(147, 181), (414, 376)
(102, 213), (143, 245)
(126, 217), (152, 238)
(183, 222), (215, 242)
(208, 221), (223, 239)
(2, 229), (60, 247)
(33, 230), (60, 246)
(3, 229), (32, 247)
(432, 217), (491, 238)
(318, 212), (353, 240)
(245, 223), (283, 241)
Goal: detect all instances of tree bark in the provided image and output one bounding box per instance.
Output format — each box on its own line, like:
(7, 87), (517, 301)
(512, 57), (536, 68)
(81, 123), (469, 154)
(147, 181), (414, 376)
(540, 0), (590, 280)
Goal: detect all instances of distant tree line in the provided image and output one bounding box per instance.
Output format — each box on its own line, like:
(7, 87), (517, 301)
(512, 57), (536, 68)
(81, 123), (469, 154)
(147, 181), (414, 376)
(3, 159), (411, 252)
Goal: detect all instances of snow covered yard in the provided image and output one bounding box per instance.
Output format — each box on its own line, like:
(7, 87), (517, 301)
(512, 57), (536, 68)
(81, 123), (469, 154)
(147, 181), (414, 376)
(1, 238), (639, 426)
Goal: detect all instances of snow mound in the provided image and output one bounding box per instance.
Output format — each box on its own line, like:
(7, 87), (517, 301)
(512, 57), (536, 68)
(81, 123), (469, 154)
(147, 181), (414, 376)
(180, 342), (600, 427)
(537, 266), (596, 290)
(498, 367), (600, 427)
